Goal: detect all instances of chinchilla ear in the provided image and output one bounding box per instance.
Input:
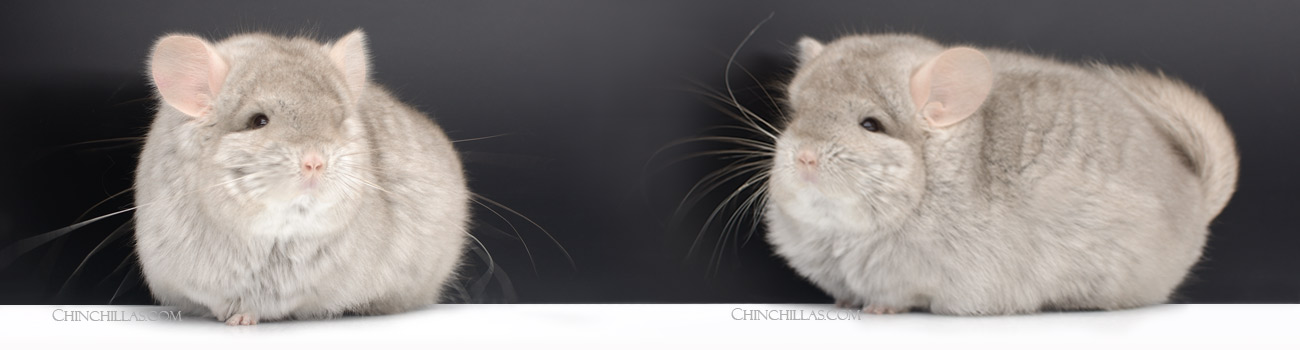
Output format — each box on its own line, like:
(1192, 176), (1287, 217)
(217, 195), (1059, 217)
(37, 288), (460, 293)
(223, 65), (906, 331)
(910, 47), (993, 127)
(149, 35), (229, 117)
(796, 36), (825, 65)
(328, 29), (370, 103)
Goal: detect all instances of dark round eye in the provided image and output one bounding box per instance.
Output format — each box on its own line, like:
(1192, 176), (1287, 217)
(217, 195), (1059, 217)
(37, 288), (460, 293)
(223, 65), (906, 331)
(247, 113), (269, 129)
(860, 117), (884, 133)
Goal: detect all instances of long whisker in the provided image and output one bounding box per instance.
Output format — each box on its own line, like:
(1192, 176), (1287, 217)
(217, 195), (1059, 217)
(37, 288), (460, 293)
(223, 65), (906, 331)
(672, 14), (784, 275)
(335, 172), (394, 196)
(643, 128), (775, 178)
(472, 194), (576, 270)
(2, 166), (286, 270)
(464, 229), (518, 303)
(682, 161), (771, 258)
(658, 150), (772, 169)
(709, 177), (770, 276)
(112, 97), (152, 107)
(721, 176), (770, 255)
(699, 168), (769, 275)
(333, 151), (375, 159)
(674, 159), (771, 229)
(56, 218), (134, 299)
(463, 230), (502, 302)
(742, 184), (773, 247)
(108, 262), (139, 305)
(470, 196), (537, 274)
(729, 54), (789, 128)
(92, 253), (136, 291)
(337, 163), (390, 174)
(74, 188), (134, 223)
(677, 135), (775, 151)
(681, 84), (781, 141)
(692, 83), (781, 128)
(452, 133), (510, 143)
(0, 206), (137, 269)
(55, 137), (145, 150)
(466, 231), (495, 276)
(673, 159), (768, 230)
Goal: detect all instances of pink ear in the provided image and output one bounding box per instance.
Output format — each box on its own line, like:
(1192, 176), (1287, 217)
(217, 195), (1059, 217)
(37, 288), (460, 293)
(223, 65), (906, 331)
(149, 35), (228, 117)
(328, 29), (370, 102)
(909, 47), (993, 127)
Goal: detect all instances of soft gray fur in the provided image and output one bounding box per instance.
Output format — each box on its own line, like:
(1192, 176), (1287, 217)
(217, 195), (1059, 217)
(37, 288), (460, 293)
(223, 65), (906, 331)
(134, 30), (469, 325)
(765, 34), (1238, 315)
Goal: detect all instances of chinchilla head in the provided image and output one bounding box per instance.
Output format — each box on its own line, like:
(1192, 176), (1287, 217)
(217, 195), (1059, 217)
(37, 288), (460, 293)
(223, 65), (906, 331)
(146, 30), (377, 237)
(769, 34), (994, 231)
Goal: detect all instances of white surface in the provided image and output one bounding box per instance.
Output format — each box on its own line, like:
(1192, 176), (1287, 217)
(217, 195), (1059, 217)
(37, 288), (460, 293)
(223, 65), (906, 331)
(2, 304), (1298, 348)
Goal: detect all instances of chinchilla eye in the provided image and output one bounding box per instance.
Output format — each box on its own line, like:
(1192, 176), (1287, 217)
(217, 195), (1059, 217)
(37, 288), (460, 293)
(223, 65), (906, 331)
(860, 117), (884, 133)
(247, 113), (269, 130)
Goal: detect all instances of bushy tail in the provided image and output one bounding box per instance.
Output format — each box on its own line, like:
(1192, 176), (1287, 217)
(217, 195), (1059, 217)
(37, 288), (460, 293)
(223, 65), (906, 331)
(1097, 66), (1240, 220)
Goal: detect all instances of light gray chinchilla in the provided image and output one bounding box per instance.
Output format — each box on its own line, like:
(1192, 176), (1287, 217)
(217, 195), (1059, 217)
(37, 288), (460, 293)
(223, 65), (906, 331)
(765, 34), (1238, 315)
(134, 29), (469, 325)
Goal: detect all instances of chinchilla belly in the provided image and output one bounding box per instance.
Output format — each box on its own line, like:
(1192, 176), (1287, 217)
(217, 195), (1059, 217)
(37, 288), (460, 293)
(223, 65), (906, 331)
(765, 205), (937, 306)
(765, 175), (1207, 313)
(134, 214), (376, 320)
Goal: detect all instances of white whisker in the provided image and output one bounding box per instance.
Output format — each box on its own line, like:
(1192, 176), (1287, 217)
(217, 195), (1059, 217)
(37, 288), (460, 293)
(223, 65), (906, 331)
(473, 194), (576, 270)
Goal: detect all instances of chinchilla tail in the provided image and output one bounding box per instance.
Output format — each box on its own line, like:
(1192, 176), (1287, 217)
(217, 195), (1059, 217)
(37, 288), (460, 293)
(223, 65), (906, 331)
(1098, 65), (1240, 220)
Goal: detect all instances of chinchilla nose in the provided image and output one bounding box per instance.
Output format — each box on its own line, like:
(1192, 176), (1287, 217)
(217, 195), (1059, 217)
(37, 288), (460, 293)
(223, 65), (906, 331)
(301, 151), (326, 174)
(797, 149), (819, 167)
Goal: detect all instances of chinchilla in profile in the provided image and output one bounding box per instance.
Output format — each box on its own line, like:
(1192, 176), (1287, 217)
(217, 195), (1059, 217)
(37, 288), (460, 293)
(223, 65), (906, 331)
(134, 29), (469, 325)
(764, 34), (1238, 315)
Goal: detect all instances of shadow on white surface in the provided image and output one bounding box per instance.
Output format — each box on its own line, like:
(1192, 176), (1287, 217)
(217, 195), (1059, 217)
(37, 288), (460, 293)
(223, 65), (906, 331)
(3, 304), (1297, 347)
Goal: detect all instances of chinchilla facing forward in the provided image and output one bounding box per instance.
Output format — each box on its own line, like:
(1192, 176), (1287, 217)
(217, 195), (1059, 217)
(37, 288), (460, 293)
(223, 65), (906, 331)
(764, 34), (1238, 315)
(134, 30), (469, 325)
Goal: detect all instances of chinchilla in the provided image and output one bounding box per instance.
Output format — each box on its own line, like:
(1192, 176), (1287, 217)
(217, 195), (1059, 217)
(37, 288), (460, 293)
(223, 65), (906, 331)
(763, 34), (1237, 315)
(134, 29), (469, 325)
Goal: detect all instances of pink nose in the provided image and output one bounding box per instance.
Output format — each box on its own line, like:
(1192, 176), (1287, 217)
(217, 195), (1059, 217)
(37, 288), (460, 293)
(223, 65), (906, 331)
(797, 150), (818, 167)
(301, 152), (326, 173)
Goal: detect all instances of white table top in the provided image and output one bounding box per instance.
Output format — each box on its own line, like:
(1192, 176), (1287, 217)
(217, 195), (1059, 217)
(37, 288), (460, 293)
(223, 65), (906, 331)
(3, 304), (1297, 348)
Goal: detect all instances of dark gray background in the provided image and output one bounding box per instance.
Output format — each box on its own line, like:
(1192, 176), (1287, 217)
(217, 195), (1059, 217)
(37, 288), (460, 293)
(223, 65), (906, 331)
(1, 0), (1296, 304)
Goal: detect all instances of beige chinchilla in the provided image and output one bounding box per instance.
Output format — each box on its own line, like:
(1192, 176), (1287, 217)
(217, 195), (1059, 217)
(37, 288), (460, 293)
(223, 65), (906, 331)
(134, 29), (469, 325)
(765, 34), (1238, 315)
